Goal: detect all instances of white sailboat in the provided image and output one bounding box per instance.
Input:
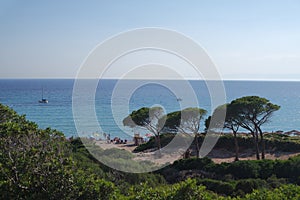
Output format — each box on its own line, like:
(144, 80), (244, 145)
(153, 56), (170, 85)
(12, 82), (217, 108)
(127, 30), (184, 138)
(39, 88), (48, 103)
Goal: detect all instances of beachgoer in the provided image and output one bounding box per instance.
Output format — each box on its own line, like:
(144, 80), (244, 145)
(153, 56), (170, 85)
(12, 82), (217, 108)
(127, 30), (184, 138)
(107, 134), (111, 143)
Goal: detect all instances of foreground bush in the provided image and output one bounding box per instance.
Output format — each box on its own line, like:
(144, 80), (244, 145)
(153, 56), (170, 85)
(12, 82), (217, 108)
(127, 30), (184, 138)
(242, 184), (300, 200)
(1, 104), (300, 199)
(0, 105), (117, 199)
(196, 179), (235, 196)
(122, 182), (300, 200)
(127, 178), (218, 200)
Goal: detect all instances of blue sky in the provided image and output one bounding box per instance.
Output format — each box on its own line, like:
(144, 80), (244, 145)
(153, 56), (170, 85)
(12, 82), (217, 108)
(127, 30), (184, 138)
(0, 0), (300, 80)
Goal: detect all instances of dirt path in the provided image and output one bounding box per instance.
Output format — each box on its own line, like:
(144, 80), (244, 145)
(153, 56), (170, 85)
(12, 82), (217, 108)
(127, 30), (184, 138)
(95, 140), (137, 152)
(95, 141), (300, 165)
(211, 152), (300, 164)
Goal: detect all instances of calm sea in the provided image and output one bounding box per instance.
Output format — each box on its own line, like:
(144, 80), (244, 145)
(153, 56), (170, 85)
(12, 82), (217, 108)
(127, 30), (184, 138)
(0, 79), (299, 139)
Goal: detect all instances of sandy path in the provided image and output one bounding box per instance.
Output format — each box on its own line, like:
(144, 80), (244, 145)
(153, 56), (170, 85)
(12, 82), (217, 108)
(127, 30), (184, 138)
(95, 141), (300, 165)
(211, 152), (300, 164)
(95, 140), (185, 165)
(95, 140), (137, 152)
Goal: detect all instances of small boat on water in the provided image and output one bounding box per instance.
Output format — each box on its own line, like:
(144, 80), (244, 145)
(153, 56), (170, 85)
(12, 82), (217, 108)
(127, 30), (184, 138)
(39, 98), (48, 104)
(39, 88), (48, 103)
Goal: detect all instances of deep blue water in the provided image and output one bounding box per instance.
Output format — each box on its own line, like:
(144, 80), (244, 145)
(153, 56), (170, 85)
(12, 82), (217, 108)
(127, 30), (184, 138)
(0, 79), (299, 139)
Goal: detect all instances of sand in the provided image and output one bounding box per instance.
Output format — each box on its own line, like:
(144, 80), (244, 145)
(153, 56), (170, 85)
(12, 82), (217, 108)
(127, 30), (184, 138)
(95, 140), (137, 151)
(94, 140), (300, 166)
(211, 151), (300, 164)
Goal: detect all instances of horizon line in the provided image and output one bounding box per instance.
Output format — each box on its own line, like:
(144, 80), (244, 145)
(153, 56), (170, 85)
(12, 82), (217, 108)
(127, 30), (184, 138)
(0, 77), (300, 82)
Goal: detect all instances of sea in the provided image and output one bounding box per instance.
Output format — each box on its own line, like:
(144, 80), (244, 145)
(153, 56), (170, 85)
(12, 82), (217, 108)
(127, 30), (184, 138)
(0, 79), (299, 140)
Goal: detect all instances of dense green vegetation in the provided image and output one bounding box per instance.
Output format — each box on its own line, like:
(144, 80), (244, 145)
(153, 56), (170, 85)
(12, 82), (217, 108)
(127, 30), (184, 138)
(129, 96), (281, 162)
(227, 96), (280, 160)
(158, 156), (300, 194)
(162, 107), (208, 158)
(0, 104), (117, 199)
(123, 107), (166, 150)
(1, 103), (300, 199)
(134, 133), (300, 154)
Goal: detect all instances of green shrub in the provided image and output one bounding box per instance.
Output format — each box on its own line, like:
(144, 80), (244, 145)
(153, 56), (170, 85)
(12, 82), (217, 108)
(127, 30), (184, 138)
(134, 133), (175, 152)
(206, 162), (230, 177)
(171, 157), (214, 171)
(235, 179), (268, 195)
(243, 184), (300, 200)
(226, 161), (261, 179)
(100, 148), (134, 159)
(129, 179), (218, 200)
(266, 175), (287, 188)
(274, 156), (300, 181)
(257, 159), (274, 179)
(196, 178), (235, 196)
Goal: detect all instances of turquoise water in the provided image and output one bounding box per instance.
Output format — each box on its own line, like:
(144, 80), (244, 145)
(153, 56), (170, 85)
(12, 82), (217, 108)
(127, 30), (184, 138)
(0, 79), (299, 139)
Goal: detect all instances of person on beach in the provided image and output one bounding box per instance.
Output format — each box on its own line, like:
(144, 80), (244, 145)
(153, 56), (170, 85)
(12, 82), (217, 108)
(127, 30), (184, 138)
(107, 134), (111, 143)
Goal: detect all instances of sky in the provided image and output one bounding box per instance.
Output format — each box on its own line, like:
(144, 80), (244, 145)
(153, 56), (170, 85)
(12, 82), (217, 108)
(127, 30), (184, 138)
(0, 0), (300, 80)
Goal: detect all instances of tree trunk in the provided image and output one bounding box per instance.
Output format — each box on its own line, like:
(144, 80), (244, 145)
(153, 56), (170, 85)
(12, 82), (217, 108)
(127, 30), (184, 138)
(154, 134), (162, 158)
(261, 134), (265, 160)
(156, 134), (161, 150)
(255, 133), (260, 160)
(252, 132), (260, 160)
(233, 131), (239, 161)
(258, 128), (265, 159)
(195, 134), (200, 158)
